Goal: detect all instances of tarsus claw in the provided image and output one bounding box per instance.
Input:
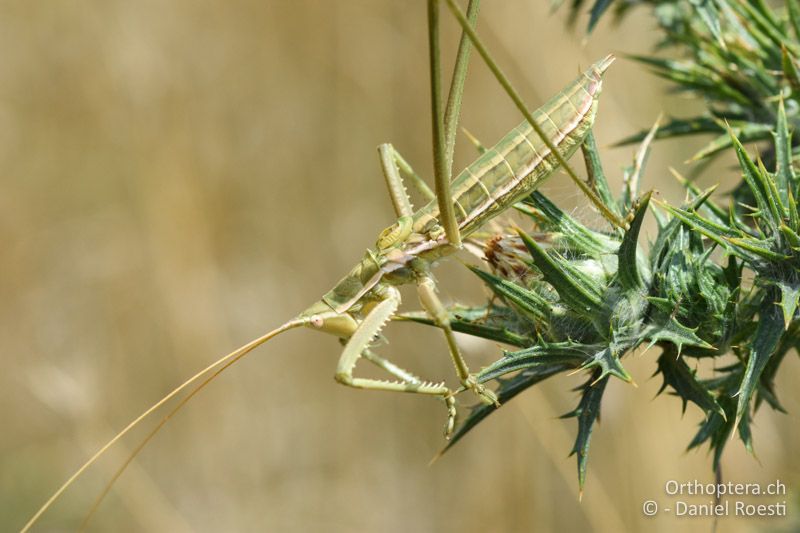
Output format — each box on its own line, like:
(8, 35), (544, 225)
(462, 374), (500, 407)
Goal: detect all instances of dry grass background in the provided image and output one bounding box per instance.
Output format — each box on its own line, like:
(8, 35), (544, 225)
(1, 1), (798, 532)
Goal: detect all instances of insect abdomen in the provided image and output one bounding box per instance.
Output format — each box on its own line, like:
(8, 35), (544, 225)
(413, 55), (612, 237)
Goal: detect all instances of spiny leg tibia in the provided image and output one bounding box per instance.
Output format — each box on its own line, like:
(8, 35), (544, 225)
(333, 287), (457, 436)
(363, 349), (458, 438)
(413, 262), (499, 408)
(378, 143), (435, 217)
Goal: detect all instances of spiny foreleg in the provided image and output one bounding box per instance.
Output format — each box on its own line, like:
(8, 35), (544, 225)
(333, 286), (457, 436)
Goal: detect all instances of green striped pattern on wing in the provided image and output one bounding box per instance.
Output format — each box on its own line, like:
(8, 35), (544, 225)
(412, 55), (613, 238)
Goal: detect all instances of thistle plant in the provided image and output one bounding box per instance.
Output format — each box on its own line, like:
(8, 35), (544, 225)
(407, 0), (800, 491)
(574, 0), (800, 163)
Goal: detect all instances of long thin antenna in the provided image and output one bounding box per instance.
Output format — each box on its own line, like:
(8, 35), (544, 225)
(21, 318), (308, 533)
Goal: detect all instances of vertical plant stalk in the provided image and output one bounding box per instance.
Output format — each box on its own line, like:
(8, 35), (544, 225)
(443, 0), (481, 183)
(428, 0), (462, 247)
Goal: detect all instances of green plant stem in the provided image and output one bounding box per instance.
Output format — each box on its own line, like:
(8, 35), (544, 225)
(443, 0), (481, 184)
(428, 0), (462, 247)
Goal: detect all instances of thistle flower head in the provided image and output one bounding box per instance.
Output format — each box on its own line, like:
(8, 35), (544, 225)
(404, 0), (800, 492)
(407, 106), (798, 487)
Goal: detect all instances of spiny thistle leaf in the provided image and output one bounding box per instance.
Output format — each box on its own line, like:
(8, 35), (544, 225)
(520, 192), (618, 255)
(442, 364), (572, 452)
(790, 0), (800, 42)
(399, 308), (533, 348)
(689, 124), (773, 162)
(656, 202), (741, 251)
(518, 229), (606, 319)
(478, 342), (589, 382)
(730, 130), (784, 233)
(778, 280), (800, 328)
(614, 117), (722, 147)
(628, 54), (751, 105)
(649, 186), (719, 263)
(690, 0), (723, 47)
(468, 267), (551, 325)
(735, 293), (785, 428)
(570, 1), (800, 163)
(644, 312), (713, 354)
(738, 404), (754, 455)
(773, 99), (797, 204)
(582, 131), (621, 219)
(617, 192), (652, 291)
(756, 320), (800, 412)
(582, 346), (632, 383)
(731, 0), (800, 56)
(782, 46), (800, 95)
(676, 179), (727, 225)
(588, 0), (614, 33)
(561, 372), (609, 492)
(726, 237), (790, 262)
(655, 350), (724, 416)
(688, 395), (737, 471)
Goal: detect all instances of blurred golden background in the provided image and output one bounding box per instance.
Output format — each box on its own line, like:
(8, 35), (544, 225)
(1, 1), (797, 531)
